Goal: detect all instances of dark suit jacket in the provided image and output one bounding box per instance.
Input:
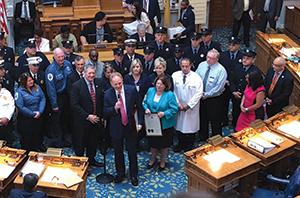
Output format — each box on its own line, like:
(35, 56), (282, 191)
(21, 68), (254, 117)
(122, 53), (144, 75)
(166, 57), (182, 75)
(231, 0), (255, 20)
(148, 41), (174, 60)
(258, 0), (283, 19)
(67, 70), (81, 93)
(130, 33), (155, 42)
(219, 50), (244, 79)
(0, 46), (15, 66)
(34, 70), (46, 94)
(183, 46), (206, 71)
(142, 59), (155, 76)
(65, 53), (78, 70)
(14, 1), (36, 21)
(109, 60), (128, 77)
(80, 21), (113, 44)
(104, 85), (144, 139)
(178, 6), (195, 36)
(9, 189), (47, 198)
(264, 67), (294, 115)
(70, 78), (105, 128)
(199, 41), (222, 57)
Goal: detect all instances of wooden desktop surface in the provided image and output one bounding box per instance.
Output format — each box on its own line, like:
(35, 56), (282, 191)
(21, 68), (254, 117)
(14, 152), (88, 198)
(184, 137), (261, 197)
(0, 147), (26, 198)
(265, 110), (300, 150)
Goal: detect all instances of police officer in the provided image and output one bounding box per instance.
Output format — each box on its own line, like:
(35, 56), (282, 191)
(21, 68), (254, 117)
(15, 38), (50, 78)
(183, 32), (205, 71)
(0, 58), (15, 95)
(45, 48), (72, 148)
(0, 32), (14, 66)
(110, 47), (126, 76)
(199, 28), (222, 58)
(229, 49), (262, 127)
(148, 27), (174, 60)
(167, 44), (184, 75)
(219, 37), (244, 126)
(142, 46), (155, 76)
(123, 39), (144, 76)
(62, 40), (78, 70)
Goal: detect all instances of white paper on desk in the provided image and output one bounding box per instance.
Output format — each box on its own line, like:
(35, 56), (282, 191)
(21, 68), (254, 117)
(248, 138), (275, 154)
(41, 166), (65, 184)
(259, 131), (284, 145)
(20, 161), (46, 177)
(0, 164), (15, 178)
(279, 47), (296, 57)
(203, 149), (240, 164)
(123, 21), (140, 35)
(278, 121), (300, 138)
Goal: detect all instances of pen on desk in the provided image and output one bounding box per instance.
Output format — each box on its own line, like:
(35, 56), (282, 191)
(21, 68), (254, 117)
(82, 162), (86, 170)
(270, 142), (281, 148)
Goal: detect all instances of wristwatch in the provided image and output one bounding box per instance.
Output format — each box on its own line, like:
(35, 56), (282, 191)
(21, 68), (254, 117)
(245, 108), (249, 112)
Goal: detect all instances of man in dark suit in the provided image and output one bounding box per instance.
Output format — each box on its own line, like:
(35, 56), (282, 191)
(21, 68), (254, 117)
(149, 27), (174, 60)
(104, 72), (144, 186)
(167, 44), (184, 75)
(200, 28), (222, 58)
(142, 46), (155, 76)
(175, 0), (195, 46)
(265, 57), (294, 118)
(231, 0), (255, 47)
(130, 23), (155, 43)
(183, 32), (205, 71)
(123, 39), (144, 75)
(0, 32), (15, 66)
(0, 54), (15, 95)
(70, 65), (105, 167)
(13, 0), (36, 45)
(110, 48), (127, 76)
(62, 41), (78, 70)
(67, 56), (85, 93)
(219, 37), (244, 126)
(229, 49), (262, 126)
(257, 0), (283, 32)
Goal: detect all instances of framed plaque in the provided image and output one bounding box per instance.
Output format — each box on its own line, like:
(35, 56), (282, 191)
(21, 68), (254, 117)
(145, 113), (163, 136)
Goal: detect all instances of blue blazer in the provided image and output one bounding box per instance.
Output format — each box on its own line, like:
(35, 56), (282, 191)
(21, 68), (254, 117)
(124, 72), (148, 100)
(104, 85), (144, 139)
(143, 87), (178, 130)
(178, 6), (195, 36)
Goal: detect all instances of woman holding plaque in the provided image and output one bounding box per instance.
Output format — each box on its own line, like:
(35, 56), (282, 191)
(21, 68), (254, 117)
(147, 57), (174, 91)
(124, 58), (148, 100)
(143, 75), (178, 171)
(236, 71), (265, 131)
(15, 72), (46, 152)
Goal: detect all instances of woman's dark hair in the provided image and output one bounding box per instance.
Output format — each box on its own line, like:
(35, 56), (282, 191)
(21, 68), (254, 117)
(19, 72), (37, 91)
(34, 29), (43, 37)
(154, 74), (171, 91)
(94, 11), (106, 22)
(132, 1), (145, 21)
(248, 70), (263, 91)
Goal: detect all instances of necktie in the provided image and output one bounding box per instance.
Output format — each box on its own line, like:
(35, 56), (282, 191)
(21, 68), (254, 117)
(118, 91), (128, 126)
(34, 74), (37, 80)
(80, 73), (83, 78)
(141, 37), (144, 42)
(183, 75), (186, 84)
(130, 57), (132, 62)
(159, 45), (162, 50)
(268, 72), (279, 96)
(231, 53), (235, 61)
(264, 0), (270, 12)
(143, 0), (147, 11)
(194, 49), (197, 54)
(243, 67), (246, 73)
(176, 59), (179, 67)
(146, 62), (150, 70)
(90, 82), (97, 115)
(203, 66), (211, 92)
(181, 9), (186, 20)
(24, 2), (29, 20)
(205, 45), (208, 49)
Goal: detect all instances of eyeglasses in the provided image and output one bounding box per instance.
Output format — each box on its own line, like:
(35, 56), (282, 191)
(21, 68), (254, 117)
(32, 64), (40, 67)
(272, 63), (283, 68)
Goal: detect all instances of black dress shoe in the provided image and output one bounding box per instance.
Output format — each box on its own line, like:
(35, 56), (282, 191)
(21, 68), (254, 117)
(114, 175), (124, 184)
(39, 145), (47, 152)
(147, 159), (157, 169)
(173, 145), (182, 153)
(89, 160), (104, 167)
(245, 42), (250, 47)
(131, 177), (138, 186)
(158, 166), (165, 171)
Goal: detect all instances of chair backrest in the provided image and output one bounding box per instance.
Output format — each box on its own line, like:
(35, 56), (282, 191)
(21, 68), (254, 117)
(285, 165), (300, 198)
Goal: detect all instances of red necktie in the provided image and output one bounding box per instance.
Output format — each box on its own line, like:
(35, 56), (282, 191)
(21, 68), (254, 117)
(118, 91), (128, 126)
(268, 72), (279, 96)
(90, 82), (96, 115)
(141, 37), (144, 42)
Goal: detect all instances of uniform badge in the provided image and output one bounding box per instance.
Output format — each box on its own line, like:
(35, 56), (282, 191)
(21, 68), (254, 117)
(6, 80), (9, 84)
(14, 92), (18, 100)
(239, 59), (242, 63)
(15, 62), (19, 67)
(72, 61), (75, 65)
(40, 80), (44, 84)
(282, 76), (284, 78)
(124, 67), (127, 71)
(3, 96), (7, 100)
(6, 70), (8, 74)
(47, 73), (53, 81)
(8, 58), (10, 61)
(38, 57), (42, 62)
(200, 54), (204, 58)
(166, 48), (169, 52)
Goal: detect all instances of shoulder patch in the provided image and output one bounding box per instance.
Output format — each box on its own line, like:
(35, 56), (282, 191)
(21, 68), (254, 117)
(15, 92), (18, 100)
(47, 73), (53, 81)
(15, 62), (19, 67)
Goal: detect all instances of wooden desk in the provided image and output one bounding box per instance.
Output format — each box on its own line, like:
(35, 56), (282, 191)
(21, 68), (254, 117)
(0, 147), (26, 198)
(256, 32), (300, 108)
(265, 110), (300, 150)
(184, 137), (261, 198)
(284, 6), (300, 38)
(81, 42), (119, 53)
(14, 152), (88, 198)
(231, 126), (296, 177)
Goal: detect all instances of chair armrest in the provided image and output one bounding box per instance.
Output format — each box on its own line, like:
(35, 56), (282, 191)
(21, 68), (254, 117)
(267, 174), (290, 185)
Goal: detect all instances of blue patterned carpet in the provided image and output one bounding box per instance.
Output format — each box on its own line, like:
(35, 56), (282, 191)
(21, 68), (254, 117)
(13, 26), (260, 197)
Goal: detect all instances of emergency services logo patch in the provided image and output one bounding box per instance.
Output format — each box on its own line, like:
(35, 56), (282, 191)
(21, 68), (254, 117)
(47, 73), (53, 81)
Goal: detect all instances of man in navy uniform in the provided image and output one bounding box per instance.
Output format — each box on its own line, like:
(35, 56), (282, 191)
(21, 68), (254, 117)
(0, 55), (15, 95)
(62, 40), (78, 70)
(142, 46), (155, 76)
(167, 44), (184, 75)
(183, 32), (205, 71)
(15, 38), (50, 78)
(229, 49), (262, 127)
(110, 47), (127, 76)
(0, 32), (14, 66)
(45, 48), (72, 148)
(219, 37), (244, 126)
(199, 28), (222, 58)
(123, 39), (144, 76)
(149, 27), (174, 60)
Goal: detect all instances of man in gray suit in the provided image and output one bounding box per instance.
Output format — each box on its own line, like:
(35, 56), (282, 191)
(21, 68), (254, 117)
(231, 0), (255, 47)
(257, 0), (283, 32)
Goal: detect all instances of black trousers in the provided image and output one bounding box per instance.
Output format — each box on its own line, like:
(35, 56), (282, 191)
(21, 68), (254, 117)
(0, 119), (13, 145)
(260, 12), (276, 33)
(199, 95), (223, 140)
(13, 19), (34, 42)
(176, 131), (195, 150)
(232, 97), (242, 127)
(233, 10), (251, 43)
(221, 84), (231, 124)
(111, 125), (138, 178)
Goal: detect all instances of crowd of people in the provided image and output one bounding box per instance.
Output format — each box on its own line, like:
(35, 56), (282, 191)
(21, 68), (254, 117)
(0, 0), (294, 190)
